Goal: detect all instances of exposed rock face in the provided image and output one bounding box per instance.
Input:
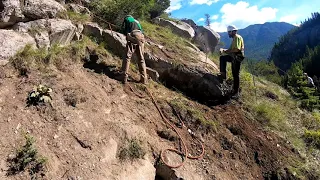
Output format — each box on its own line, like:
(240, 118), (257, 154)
(13, 19), (76, 48)
(0, 0), (25, 28)
(48, 19), (76, 46)
(153, 18), (195, 39)
(23, 0), (66, 20)
(0, 30), (36, 65)
(83, 22), (103, 41)
(193, 26), (220, 53)
(154, 18), (220, 53)
(161, 64), (224, 103)
(68, 3), (90, 14)
(117, 159), (156, 180)
(0, 0), (66, 28)
(181, 19), (197, 29)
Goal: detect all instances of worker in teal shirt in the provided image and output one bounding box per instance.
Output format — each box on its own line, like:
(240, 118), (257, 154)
(120, 15), (147, 84)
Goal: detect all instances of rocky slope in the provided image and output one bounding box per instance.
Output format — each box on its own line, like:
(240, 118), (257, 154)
(0, 0), (319, 180)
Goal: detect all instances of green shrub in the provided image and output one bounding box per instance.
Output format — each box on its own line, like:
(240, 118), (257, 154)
(119, 139), (145, 160)
(7, 135), (47, 178)
(304, 130), (320, 148)
(27, 85), (53, 107)
(11, 45), (47, 76)
(11, 37), (100, 74)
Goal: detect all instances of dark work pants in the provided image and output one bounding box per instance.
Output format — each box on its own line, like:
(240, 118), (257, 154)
(220, 55), (241, 93)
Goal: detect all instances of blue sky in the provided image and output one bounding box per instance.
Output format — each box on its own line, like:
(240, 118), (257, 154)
(166, 0), (319, 32)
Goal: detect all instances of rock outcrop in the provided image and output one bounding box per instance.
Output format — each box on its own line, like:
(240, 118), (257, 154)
(153, 18), (195, 39)
(155, 18), (220, 53)
(23, 0), (66, 20)
(193, 26), (220, 53)
(0, 30), (36, 65)
(0, 0), (25, 28)
(0, 0), (66, 28)
(68, 3), (90, 14)
(14, 19), (76, 48)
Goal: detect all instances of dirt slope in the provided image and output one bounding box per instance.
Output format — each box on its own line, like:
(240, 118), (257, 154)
(0, 47), (305, 180)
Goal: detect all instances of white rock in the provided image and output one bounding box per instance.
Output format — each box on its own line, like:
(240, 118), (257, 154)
(0, 30), (37, 65)
(23, 0), (66, 19)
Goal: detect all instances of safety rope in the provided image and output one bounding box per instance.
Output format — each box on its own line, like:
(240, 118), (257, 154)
(145, 87), (205, 168)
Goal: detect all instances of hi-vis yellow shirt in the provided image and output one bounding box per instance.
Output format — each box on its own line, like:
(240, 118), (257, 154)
(230, 34), (244, 56)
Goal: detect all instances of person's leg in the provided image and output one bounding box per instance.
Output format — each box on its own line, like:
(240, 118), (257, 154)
(136, 42), (147, 84)
(133, 32), (147, 84)
(219, 55), (233, 80)
(232, 60), (241, 95)
(121, 42), (135, 84)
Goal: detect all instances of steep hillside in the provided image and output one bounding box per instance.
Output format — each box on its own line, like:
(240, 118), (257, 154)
(0, 35), (319, 180)
(219, 22), (294, 61)
(0, 1), (320, 180)
(270, 12), (320, 73)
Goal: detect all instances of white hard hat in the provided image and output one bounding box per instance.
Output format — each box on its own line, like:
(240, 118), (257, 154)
(227, 25), (238, 32)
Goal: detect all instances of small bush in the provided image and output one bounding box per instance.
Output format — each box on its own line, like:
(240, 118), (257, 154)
(118, 139), (145, 161)
(303, 111), (320, 130)
(11, 45), (47, 76)
(7, 135), (47, 179)
(27, 85), (53, 107)
(304, 130), (320, 148)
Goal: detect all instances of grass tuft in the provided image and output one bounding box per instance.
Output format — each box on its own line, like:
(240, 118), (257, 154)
(7, 135), (47, 179)
(118, 138), (145, 161)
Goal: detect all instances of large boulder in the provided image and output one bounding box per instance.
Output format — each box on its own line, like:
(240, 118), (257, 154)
(13, 19), (50, 49)
(0, 30), (36, 65)
(68, 3), (90, 14)
(0, 0), (66, 28)
(181, 19), (197, 29)
(83, 22), (104, 42)
(0, 0), (25, 28)
(193, 26), (220, 53)
(161, 64), (224, 104)
(13, 19), (76, 48)
(153, 18), (195, 39)
(48, 19), (77, 46)
(23, 0), (66, 20)
(83, 22), (127, 56)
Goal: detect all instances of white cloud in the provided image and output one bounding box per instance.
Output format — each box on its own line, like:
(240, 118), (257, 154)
(190, 0), (219, 6)
(165, 0), (183, 13)
(279, 15), (298, 24)
(210, 1), (278, 32)
(197, 18), (205, 22)
(211, 14), (219, 20)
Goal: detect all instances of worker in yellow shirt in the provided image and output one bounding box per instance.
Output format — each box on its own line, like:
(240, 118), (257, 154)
(219, 25), (245, 99)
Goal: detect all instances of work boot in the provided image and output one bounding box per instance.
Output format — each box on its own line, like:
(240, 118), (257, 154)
(231, 89), (240, 100)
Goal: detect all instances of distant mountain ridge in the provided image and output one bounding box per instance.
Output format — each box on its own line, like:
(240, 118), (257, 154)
(270, 12), (320, 74)
(219, 22), (295, 60)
